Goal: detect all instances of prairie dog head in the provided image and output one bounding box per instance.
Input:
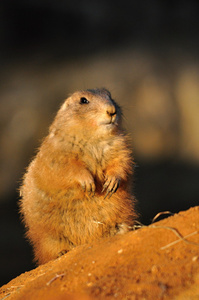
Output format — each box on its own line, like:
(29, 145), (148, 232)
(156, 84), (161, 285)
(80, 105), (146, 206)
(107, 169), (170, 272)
(51, 88), (122, 138)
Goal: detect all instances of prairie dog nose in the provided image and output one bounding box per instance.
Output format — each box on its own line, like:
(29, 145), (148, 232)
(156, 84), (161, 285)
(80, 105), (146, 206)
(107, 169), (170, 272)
(106, 105), (116, 117)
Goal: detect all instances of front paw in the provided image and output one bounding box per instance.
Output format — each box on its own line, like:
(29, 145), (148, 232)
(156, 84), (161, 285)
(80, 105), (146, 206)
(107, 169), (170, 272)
(79, 177), (95, 197)
(102, 175), (120, 199)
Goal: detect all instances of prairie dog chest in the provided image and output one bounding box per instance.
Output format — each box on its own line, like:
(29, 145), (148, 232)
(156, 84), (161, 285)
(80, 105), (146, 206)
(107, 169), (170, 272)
(65, 135), (111, 159)
(82, 139), (114, 174)
(48, 133), (113, 169)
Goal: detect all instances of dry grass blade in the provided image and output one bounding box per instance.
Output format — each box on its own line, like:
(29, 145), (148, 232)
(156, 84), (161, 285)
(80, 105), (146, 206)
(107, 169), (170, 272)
(46, 273), (65, 286)
(149, 224), (199, 249)
(131, 211), (199, 250)
(151, 211), (173, 223)
(160, 231), (198, 250)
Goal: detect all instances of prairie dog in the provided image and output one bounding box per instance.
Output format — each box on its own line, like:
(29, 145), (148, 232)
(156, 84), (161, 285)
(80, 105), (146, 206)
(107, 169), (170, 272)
(19, 88), (137, 264)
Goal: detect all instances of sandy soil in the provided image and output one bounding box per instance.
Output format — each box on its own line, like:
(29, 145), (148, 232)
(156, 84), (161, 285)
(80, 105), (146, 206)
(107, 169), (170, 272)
(1, 206), (199, 300)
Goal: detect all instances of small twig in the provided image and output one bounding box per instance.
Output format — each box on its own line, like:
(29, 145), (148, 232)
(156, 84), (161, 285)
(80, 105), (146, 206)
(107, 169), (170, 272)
(149, 224), (198, 244)
(160, 231), (198, 250)
(130, 220), (146, 230)
(46, 273), (65, 286)
(131, 212), (199, 250)
(131, 211), (174, 229)
(151, 211), (173, 223)
(131, 224), (144, 230)
(149, 224), (199, 248)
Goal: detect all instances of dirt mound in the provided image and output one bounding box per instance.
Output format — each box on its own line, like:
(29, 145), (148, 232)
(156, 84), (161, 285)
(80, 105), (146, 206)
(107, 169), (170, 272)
(1, 206), (199, 300)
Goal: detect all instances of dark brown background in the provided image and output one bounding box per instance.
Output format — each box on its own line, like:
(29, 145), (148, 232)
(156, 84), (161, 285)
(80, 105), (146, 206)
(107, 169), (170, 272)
(0, 0), (199, 286)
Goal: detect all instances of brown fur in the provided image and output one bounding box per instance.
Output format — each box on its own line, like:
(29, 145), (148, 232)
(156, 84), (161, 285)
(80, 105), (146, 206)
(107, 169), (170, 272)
(19, 88), (137, 264)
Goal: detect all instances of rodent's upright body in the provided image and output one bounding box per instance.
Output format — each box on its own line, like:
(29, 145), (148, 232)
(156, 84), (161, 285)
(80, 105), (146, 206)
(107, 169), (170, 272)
(19, 88), (137, 264)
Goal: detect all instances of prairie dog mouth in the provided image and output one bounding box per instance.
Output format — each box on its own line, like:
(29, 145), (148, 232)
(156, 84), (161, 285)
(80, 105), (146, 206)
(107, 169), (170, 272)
(101, 120), (118, 127)
(99, 108), (119, 127)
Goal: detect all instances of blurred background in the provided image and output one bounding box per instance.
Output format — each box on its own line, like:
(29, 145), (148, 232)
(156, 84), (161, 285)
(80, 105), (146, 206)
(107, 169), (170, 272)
(0, 0), (199, 286)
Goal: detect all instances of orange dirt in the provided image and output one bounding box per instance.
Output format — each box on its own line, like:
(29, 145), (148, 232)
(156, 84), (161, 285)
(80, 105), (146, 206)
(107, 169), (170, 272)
(1, 206), (199, 300)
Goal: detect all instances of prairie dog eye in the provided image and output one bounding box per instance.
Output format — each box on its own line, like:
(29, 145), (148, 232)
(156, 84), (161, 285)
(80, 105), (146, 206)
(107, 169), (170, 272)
(80, 97), (89, 104)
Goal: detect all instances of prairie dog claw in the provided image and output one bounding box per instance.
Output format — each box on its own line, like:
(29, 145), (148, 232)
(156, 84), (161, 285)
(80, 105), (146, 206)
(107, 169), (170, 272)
(102, 176), (120, 199)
